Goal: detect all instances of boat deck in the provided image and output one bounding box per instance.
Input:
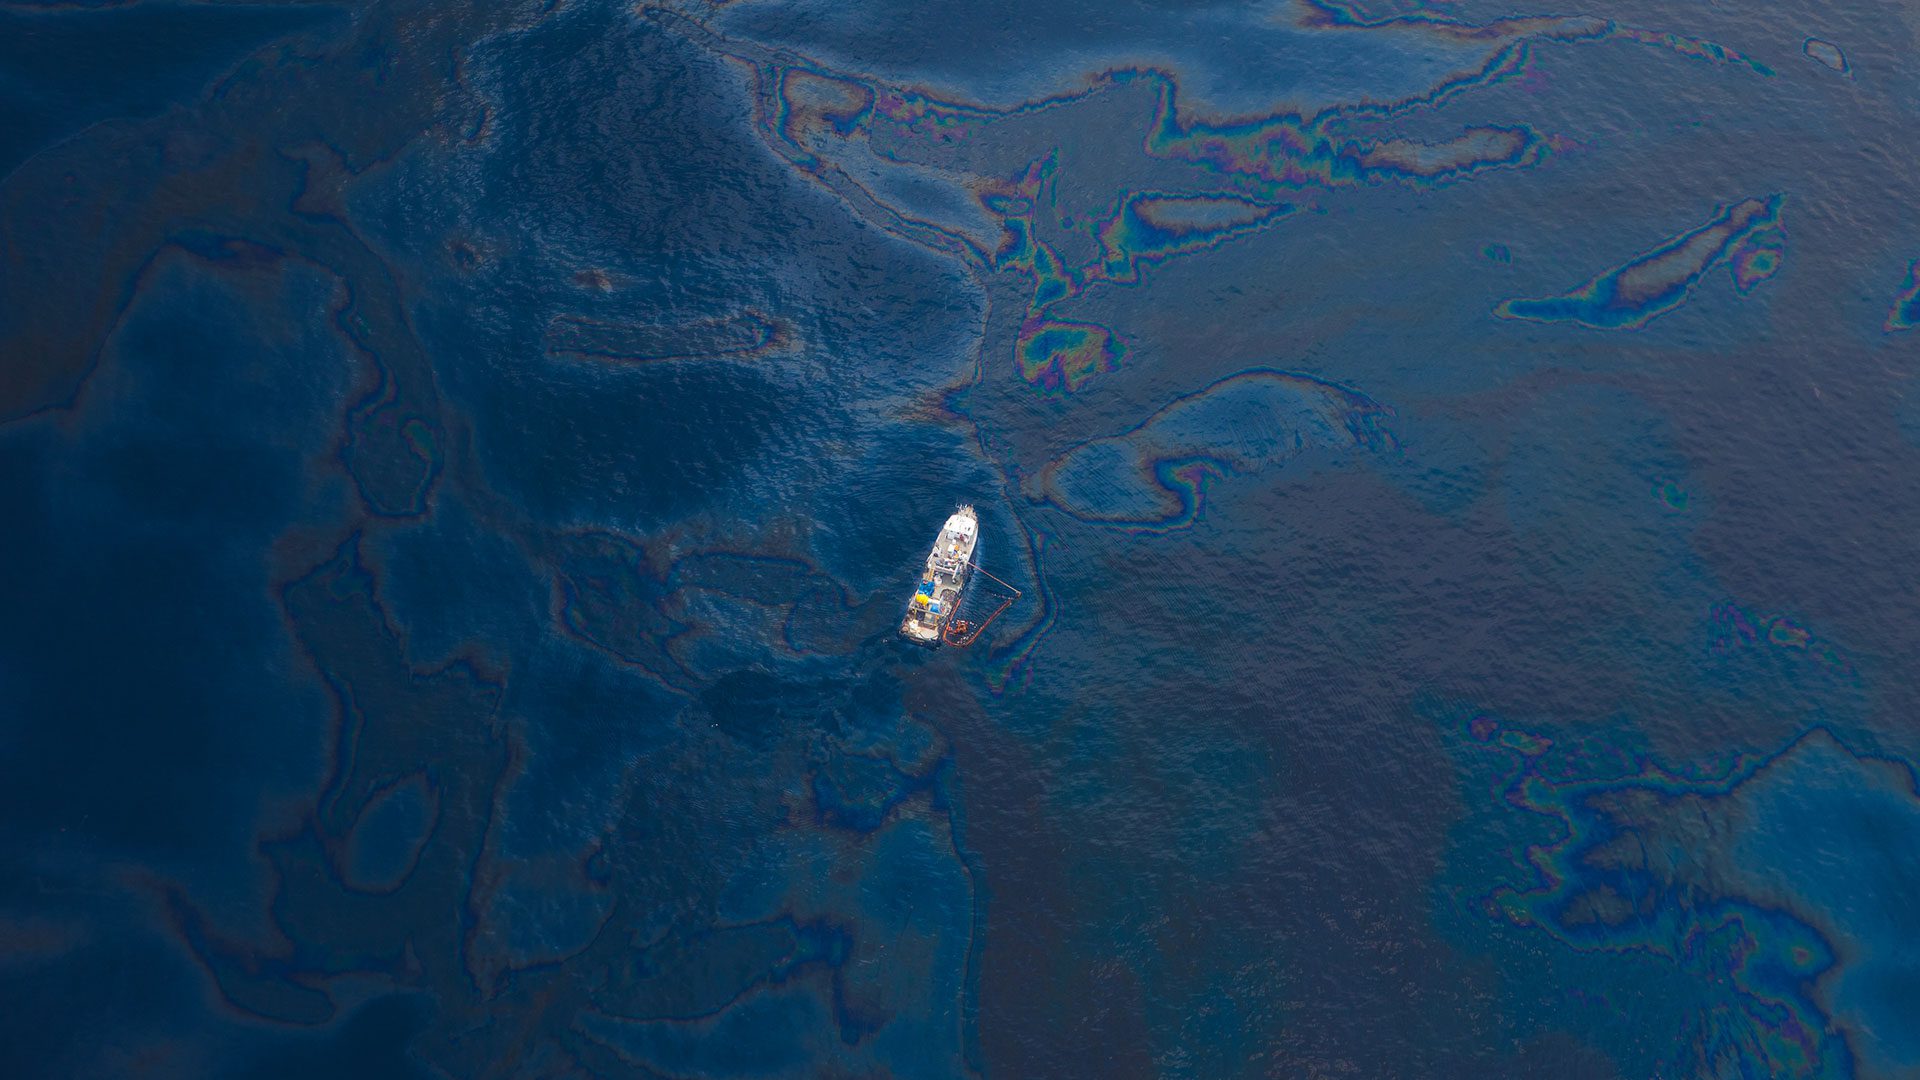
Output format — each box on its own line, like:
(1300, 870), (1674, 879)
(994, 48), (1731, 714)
(901, 506), (977, 645)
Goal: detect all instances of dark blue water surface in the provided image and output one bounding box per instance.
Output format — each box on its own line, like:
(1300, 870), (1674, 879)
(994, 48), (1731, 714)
(5, 0), (1920, 1076)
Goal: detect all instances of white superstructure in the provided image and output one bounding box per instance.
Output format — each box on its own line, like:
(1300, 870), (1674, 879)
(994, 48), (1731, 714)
(900, 505), (977, 646)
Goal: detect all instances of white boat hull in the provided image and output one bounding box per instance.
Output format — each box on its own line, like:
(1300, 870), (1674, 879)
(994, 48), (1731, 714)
(900, 505), (978, 646)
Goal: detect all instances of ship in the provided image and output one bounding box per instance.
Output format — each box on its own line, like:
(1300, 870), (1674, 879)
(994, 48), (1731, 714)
(900, 504), (978, 646)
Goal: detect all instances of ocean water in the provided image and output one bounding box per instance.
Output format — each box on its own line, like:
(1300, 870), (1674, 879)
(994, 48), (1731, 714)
(4, 0), (1920, 1076)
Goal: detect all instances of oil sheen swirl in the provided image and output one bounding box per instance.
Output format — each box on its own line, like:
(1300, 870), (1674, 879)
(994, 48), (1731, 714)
(1460, 712), (1920, 1077)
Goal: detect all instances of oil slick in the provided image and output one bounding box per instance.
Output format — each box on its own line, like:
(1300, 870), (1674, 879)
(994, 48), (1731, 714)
(1458, 712), (1920, 1077)
(1494, 195), (1786, 330)
(1029, 369), (1395, 530)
